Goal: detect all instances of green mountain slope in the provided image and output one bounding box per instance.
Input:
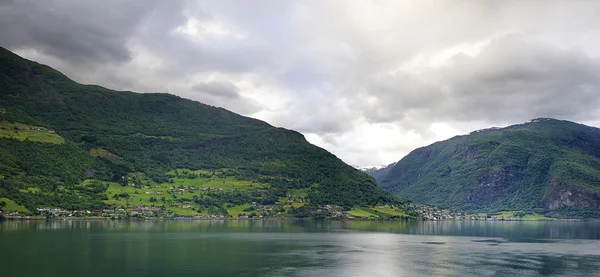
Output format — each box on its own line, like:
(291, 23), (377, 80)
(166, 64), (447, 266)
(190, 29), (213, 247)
(0, 47), (400, 216)
(375, 118), (600, 218)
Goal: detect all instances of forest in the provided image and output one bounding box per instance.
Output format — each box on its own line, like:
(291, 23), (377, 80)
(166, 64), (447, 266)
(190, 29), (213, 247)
(0, 46), (402, 217)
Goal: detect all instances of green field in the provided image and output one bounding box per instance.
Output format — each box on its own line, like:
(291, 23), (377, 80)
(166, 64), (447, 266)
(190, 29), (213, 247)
(226, 203), (252, 216)
(370, 207), (409, 217)
(167, 169), (268, 192)
(520, 213), (551, 220)
(104, 182), (202, 216)
(0, 198), (30, 213)
(284, 202), (305, 208)
(168, 207), (202, 216)
(105, 183), (171, 206)
(169, 176), (264, 192)
(0, 120), (64, 144)
(348, 207), (408, 218)
(280, 188), (308, 208)
(475, 211), (553, 220)
(348, 208), (377, 217)
(101, 169), (275, 217)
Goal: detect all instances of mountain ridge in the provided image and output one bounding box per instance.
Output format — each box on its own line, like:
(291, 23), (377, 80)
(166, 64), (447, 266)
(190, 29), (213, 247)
(371, 118), (600, 218)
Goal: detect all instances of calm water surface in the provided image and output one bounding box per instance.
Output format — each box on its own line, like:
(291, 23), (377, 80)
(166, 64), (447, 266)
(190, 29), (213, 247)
(1, 220), (599, 277)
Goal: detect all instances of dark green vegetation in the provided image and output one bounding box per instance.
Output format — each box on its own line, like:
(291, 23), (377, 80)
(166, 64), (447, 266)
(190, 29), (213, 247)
(0, 47), (401, 217)
(372, 118), (600, 218)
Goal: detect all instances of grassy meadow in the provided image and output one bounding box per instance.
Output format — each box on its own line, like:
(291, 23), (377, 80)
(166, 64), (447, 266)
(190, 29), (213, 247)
(100, 169), (272, 217)
(348, 207), (409, 218)
(0, 120), (64, 144)
(0, 197), (30, 213)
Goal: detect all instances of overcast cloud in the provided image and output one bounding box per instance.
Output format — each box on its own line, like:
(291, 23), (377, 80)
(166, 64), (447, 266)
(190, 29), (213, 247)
(2, 0), (600, 167)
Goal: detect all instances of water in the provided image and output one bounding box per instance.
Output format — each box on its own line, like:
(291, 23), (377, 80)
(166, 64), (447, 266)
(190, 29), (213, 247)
(1, 220), (599, 277)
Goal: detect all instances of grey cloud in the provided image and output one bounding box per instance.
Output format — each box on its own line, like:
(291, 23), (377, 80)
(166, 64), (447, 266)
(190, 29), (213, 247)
(182, 81), (261, 116)
(362, 36), (600, 130)
(0, 0), (171, 64)
(183, 91), (262, 116)
(191, 81), (240, 99)
(441, 36), (600, 122)
(266, 99), (355, 135)
(362, 73), (442, 123)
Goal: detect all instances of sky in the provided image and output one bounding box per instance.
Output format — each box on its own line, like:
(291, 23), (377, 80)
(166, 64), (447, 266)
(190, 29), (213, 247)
(2, 0), (600, 168)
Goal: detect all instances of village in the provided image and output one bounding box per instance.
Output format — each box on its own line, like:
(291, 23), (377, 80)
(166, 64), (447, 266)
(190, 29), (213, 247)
(0, 171), (556, 221)
(407, 203), (466, 220)
(12, 125), (55, 133)
(0, 202), (482, 221)
(1, 203), (564, 221)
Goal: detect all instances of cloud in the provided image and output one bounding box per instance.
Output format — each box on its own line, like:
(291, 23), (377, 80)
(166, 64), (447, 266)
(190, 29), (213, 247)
(361, 35), (600, 129)
(3, 0), (600, 167)
(191, 81), (240, 99)
(0, 0), (171, 64)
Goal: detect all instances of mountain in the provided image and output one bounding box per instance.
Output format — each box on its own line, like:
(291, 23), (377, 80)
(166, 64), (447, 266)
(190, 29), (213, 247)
(0, 47), (402, 217)
(362, 163), (395, 183)
(377, 118), (600, 218)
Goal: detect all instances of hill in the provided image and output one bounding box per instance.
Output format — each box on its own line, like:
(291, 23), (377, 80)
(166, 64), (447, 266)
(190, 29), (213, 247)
(375, 118), (600, 218)
(0, 47), (403, 218)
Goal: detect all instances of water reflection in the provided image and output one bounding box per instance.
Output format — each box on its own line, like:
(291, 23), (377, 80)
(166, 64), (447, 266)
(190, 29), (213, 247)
(261, 232), (600, 277)
(2, 219), (599, 239)
(1, 220), (599, 277)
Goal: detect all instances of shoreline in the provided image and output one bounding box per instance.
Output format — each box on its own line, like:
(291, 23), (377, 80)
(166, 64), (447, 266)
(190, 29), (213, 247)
(0, 216), (591, 222)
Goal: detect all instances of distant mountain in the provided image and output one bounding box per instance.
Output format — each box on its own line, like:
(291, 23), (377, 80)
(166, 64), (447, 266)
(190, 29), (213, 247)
(377, 118), (600, 218)
(0, 47), (401, 217)
(363, 163), (396, 183)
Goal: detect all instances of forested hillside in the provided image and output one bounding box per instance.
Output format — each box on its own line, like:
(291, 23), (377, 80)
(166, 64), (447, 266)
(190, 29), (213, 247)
(0, 47), (403, 218)
(376, 119), (600, 218)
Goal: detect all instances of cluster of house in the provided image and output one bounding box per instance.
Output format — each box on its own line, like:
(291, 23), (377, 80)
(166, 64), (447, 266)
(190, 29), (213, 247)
(167, 185), (224, 195)
(249, 202), (283, 217)
(405, 203), (554, 221)
(0, 211), (26, 216)
(285, 193), (307, 204)
(36, 208), (127, 218)
(407, 203), (465, 220)
(28, 206), (173, 218)
(315, 204), (346, 217)
(135, 184), (227, 197)
(131, 206), (165, 216)
(200, 187), (223, 191)
(175, 214), (228, 220)
(124, 183), (232, 198)
(13, 125), (55, 133)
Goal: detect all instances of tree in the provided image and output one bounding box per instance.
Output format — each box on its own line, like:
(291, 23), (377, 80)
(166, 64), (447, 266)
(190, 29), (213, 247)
(289, 206), (310, 218)
(120, 176), (128, 187)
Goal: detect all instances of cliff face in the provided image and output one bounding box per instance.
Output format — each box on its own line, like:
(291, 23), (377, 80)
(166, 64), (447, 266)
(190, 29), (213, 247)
(377, 119), (600, 217)
(543, 182), (600, 210)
